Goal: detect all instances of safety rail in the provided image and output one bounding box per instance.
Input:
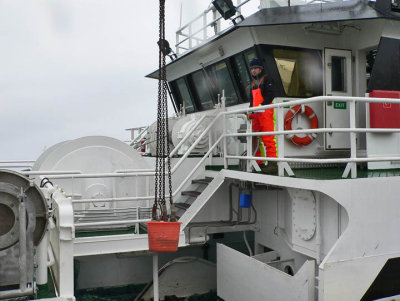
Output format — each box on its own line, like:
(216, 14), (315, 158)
(0, 160), (35, 170)
(224, 95), (400, 178)
(11, 94), (400, 230)
(128, 126), (149, 149)
(175, 0), (251, 55)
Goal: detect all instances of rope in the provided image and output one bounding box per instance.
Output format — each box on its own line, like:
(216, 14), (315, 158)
(153, 0), (176, 221)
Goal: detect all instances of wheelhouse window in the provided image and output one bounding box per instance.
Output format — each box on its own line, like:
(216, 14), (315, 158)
(175, 78), (195, 113)
(190, 70), (214, 110)
(208, 61), (239, 106)
(232, 52), (252, 102)
(272, 48), (322, 97)
(245, 49), (256, 65)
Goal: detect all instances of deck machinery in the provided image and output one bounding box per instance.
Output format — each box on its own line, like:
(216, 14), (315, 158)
(1, 0), (400, 300)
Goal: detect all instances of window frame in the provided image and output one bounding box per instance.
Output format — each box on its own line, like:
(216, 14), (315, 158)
(261, 44), (323, 98)
(173, 76), (198, 113)
(187, 69), (216, 111)
(206, 59), (241, 106)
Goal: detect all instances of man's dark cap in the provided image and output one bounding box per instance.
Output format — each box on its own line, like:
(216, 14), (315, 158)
(249, 58), (263, 69)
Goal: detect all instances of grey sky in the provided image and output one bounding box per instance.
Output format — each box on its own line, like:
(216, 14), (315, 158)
(0, 0), (258, 161)
(0, 1), (198, 160)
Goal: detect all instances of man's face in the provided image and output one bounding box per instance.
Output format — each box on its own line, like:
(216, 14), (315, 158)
(251, 67), (262, 77)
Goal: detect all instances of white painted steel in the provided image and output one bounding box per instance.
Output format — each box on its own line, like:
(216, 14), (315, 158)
(153, 255), (159, 301)
(276, 105), (285, 176)
(73, 232), (187, 257)
(49, 189), (75, 299)
(226, 155), (400, 164)
(170, 115), (208, 156)
(74, 219), (151, 228)
(129, 126), (149, 148)
(324, 48), (353, 150)
(221, 168), (400, 300)
(72, 196), (152, 204)
(36, 94), (400, 231)
(179, 172), (225, 229)
(349, 100), (357, 178)
(222, 91), (228, 169)
(217, 244), (315, 301)
(175, 0), (251, 54)
(142, 257), (216, 300)
(21, 171), (82, 176)
(36, 231), (49, 285)
(43, 95), (400, 228)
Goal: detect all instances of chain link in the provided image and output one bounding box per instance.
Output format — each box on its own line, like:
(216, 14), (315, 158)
(153, 0), (175, 221)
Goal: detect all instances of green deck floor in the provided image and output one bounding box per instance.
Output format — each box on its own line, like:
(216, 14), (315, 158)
(292, 167), (400, 180)
(205, 164), (400, 180)
(36, 270), (56, 299)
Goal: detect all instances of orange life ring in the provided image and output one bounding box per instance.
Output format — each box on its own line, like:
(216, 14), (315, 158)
(284, 105), (318, 146)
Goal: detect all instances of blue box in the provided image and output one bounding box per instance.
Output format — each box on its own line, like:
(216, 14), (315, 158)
(239, 193), (252, 208)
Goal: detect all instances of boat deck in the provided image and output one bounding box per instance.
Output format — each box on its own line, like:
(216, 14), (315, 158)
(205, 164), (400, 179)
(293, 167), (400, 179)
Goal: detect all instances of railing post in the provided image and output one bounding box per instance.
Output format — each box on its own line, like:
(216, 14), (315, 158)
(189, 24), (192, 49)
(222, 91), (228, 169)
(277, 105), (285, 177)
(349, 99), (357, 178)
(203, 13), (207, 41)
(246, 115), (252, 172)
(175, 32), (180, 55)
(209, 129), (213, 165)
(153, 255), (159, 301)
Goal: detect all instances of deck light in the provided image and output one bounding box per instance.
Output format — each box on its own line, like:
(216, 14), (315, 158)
(212, 0), (237, 20)
(212, 0), (245, 24)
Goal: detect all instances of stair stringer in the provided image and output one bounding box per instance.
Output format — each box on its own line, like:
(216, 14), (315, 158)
(178, 171), (225, 230)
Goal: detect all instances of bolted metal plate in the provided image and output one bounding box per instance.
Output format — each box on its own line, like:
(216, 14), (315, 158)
(0, 170), (48, 249)
(288, 188), (317, 242)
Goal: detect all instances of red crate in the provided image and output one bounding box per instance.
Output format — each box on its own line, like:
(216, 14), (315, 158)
(369, 90), (400, 128)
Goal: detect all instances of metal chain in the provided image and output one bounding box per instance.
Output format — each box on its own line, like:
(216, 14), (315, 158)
(153, 0), (175, 221)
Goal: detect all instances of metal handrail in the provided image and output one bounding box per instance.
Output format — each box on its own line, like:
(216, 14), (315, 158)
(130, 126), (149, 148)
(175, 0), (251, 54)
(46, 95), (400, 180)
(53, 94), (400, 228)
(0, 160), (35, 164)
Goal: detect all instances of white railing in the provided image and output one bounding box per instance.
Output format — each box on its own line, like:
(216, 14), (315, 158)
(127, 126), (149, 149)
(175, 0), (251, 55)
(0, 160), (35, 170)
(7, 94), (400, 230)
(224, 95), (400, 178)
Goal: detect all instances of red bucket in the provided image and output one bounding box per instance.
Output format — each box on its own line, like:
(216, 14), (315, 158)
(147, 221), (182, 252)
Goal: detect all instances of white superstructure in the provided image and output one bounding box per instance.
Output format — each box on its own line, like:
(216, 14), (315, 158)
(1, 0), (400, 300)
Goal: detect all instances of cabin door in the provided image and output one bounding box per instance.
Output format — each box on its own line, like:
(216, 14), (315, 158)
(324, 48), (352, 150)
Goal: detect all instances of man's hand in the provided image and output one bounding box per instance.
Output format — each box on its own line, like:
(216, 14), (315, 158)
(248, 113), (254, 120)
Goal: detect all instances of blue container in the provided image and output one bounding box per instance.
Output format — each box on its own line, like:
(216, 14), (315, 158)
(239, 193), (252, 208)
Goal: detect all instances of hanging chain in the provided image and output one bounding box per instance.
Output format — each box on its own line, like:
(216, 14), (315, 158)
(153, 0), (175, 221)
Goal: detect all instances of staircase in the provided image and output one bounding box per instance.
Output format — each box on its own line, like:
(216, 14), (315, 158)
(175, 170), (223, 229)
(173, 169), (258, 245)
(175, 174), (215, 217)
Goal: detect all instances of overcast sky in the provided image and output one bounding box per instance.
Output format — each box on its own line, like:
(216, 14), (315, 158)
(0, 0), (258, 161)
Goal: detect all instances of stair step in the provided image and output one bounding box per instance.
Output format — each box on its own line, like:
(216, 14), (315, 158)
(181, 190), (202, 197)
(191, 177), (213, 185)
(175, 203), (191, 210)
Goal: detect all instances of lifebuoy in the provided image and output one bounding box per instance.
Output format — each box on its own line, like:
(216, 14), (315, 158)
(284, 105), (318, 146)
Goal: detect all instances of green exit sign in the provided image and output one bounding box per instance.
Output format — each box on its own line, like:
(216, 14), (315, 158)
(334, 101), (347, 110)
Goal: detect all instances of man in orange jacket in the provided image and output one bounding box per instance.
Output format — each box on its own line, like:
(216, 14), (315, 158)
(248, 58), (277, 172)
